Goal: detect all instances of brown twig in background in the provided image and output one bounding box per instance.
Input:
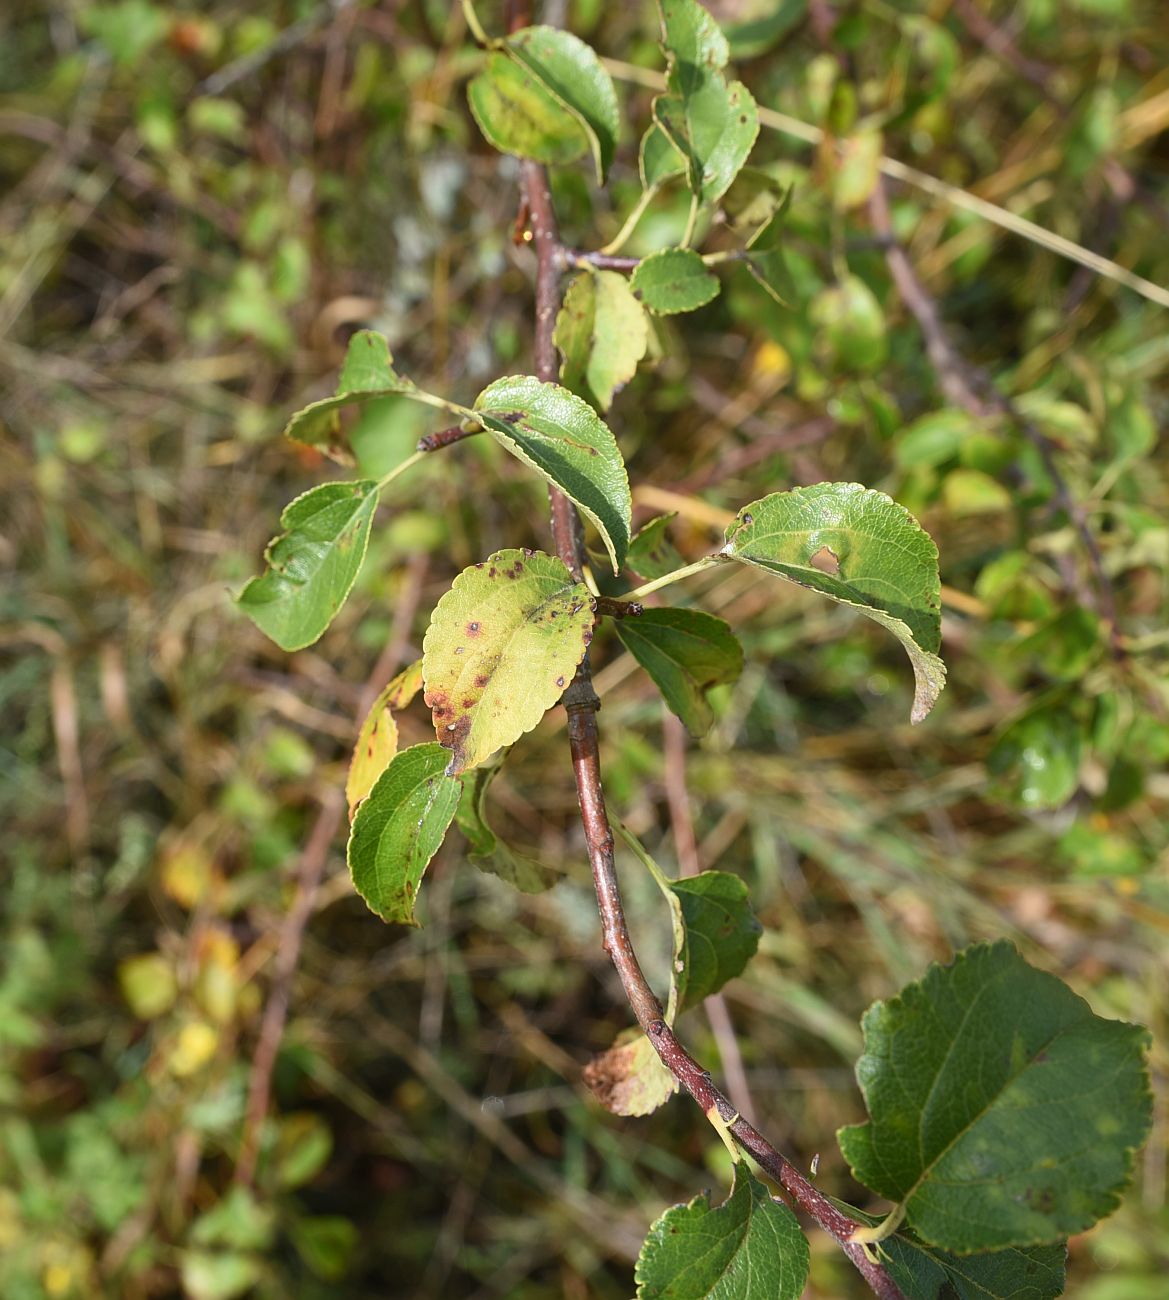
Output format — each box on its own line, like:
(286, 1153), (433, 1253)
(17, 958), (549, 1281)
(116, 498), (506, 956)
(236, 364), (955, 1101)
(512, 10), (905, 1286)
(868, 176), (1124, 658)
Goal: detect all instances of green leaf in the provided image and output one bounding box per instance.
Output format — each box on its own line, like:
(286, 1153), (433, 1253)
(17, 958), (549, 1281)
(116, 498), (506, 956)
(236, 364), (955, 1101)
(467, 53), (588, 169)
(988, 705), (1082, 809)
(346, 659), (424, 817)
(744, 204), (795, 306)
(582, 1028), (679, 1117)
(810, 275), (888, 371)
(422, 550), (594, 774)
(630, 248), (721, 316)
(640, 122), (687, 189)
(284, 331), (417, 458)
(652, 0), (759, 204)
(473, 376), (633, 573)
(838, 941), (1153, 1253)
(671, 872), (761, 1014)
(722, 483), (946, 723)
(627, 513), (685, 581)
(635, 1161), (809, 1300)
(236, 480), (378, 652)
(617, 608), (743, 737)
(554, 270), (649, 410)
(455, 762), (556, 893)
(503, 26), (620, 182)
(347, 743), (462, 925)
(290, 1216), (359, 1282)
(880, 1235), (1067, 1300)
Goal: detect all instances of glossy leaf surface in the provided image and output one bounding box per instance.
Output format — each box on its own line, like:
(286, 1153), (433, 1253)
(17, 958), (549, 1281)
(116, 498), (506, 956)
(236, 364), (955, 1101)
(474, 376), (632, 573)
(422, 550), (594, 774)
(723, 482), (945, 723)
(347, 743), (462, 925)
(237, 480), (378, 652)
(838, 941), (1153, 1252)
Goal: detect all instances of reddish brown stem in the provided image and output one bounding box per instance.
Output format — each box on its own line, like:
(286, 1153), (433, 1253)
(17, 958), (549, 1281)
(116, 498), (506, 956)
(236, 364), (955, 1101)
(418, 424), (478, 452)
(518, 116), (907, 1300)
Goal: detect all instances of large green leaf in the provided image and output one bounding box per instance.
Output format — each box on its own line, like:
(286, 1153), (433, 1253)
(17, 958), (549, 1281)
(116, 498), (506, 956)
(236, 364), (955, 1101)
(881, 1235), (1067, 1300)
(422, 550), (594, 774)
(346, 659), (424, 817)
(467, 53), (588, 169)
(503, 26), (619, 182)
(347, 743), (462, 925)
(455, 762), (556, 893)
(616, 608), (743, 737)
(630, 248), (720, 316)
(582, 1028), (679, 1118)
(284, 331), (416, 457)
(653, 0), (758, 204)
(838, 941), (1153, 1253)
(635, 1162), (809, 1300)
(236, 480), (378, 652)
(722, 482), (946, 723)
(553, 270), (648, 411)
(473, 376), (632, 573)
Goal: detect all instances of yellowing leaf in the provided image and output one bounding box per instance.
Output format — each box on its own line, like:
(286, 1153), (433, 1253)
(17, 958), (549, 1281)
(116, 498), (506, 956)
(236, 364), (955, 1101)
(346, 659), (424, 817)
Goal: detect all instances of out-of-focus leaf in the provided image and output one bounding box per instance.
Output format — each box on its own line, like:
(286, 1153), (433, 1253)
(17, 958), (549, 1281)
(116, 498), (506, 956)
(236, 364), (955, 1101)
(582, 1029), (678, 1117)
(554, 269), (648, 409)
(626, 513), (684, 581)
(630, 248), (720, 315)
(467, 53), (588, 169)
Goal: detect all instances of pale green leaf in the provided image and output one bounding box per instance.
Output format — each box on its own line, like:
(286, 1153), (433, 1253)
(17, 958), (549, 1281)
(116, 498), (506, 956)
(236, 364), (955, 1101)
(473, 376), (632, 573)
(346, 659), (424, 817)
(467, 53), (588, 169)
(236, 480), (378, 652)
(626, 513), (684, 581)
(554, 270), (648, 410)
(838, 941), (1153, 1252)
(616, 608), (743, 737)
(504, 26), (619, 182)
(635, 1161), (809, 1299)
(347, 743), (462, 925)
(455, 762), (556, 893)
(654, 81), (759, 206)
(422, 550), (594, 774)
(583, 1028), (679, 1117)
(630, 249), (720, 316)
(722, 482), (946, 723)
(640, 122), (687, 189)
(284, 331), (417, 458)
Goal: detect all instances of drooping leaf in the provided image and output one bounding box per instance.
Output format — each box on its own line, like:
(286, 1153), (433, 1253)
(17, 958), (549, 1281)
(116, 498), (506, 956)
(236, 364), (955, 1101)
(554, 270), (648, 410)
(744, 203), (795, 306)
(582, 1028), (678, 1117)
(284, 331), (417, 457)
(346, 659), (425, 817)
(640, 122), (687, 189)
(626, 513), (685, 581)
(722, 483), (946, 723)
(630, 248), (720, 316)
(455, 762), (556, 893)
(503, 26), (619, 182)
(635, 1161), (809, 1300)
(467, 53), (588, 169)
(237, 480), (378, 652)
(422, 550), (594, 774)
(347, 743), (462, 925)
(616, 608), (743, 737)
(671, 872), (761, 1014)
(837, 941), (1153, 1253)
(473, 376), (632, 573)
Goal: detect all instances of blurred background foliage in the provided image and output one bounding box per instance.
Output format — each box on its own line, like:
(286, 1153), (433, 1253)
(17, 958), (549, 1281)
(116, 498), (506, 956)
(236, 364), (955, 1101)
(2, 0), (1168, 1296)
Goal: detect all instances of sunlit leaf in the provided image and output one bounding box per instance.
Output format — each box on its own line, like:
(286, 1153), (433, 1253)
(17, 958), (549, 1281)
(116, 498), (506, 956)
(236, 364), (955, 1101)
(236, 480), (378, 652)
(630, 248), (720, 315)
(422, 550), (594, 774)
(347, 743), (462, 925)
(635, 1161), (809, 1300)
(473, 376), (632, 573)
(346, 659), (425, 817)
(554, 269), (649, 410)
(467, 53), (588, 169)
(838, 941), (1153, 1252)
(583, 1028), (678, 1117)
(504, 26), (620, 182)
(640, 121), (687, 189)
(722, 482), (946, 723)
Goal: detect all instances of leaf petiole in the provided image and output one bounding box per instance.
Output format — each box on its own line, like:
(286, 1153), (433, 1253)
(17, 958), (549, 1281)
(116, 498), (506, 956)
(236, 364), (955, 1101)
(625, 555), (723, 601)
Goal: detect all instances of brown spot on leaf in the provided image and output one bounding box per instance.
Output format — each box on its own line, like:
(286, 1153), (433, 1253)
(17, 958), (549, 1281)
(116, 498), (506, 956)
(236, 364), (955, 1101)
(439, 712), (473, 772)
(473, 673), (490, 688)
(810, 545), (841, 575)
(556, 676), (565, 688)
(462, 697), (476, 709)
(466, 620), (481, 636)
